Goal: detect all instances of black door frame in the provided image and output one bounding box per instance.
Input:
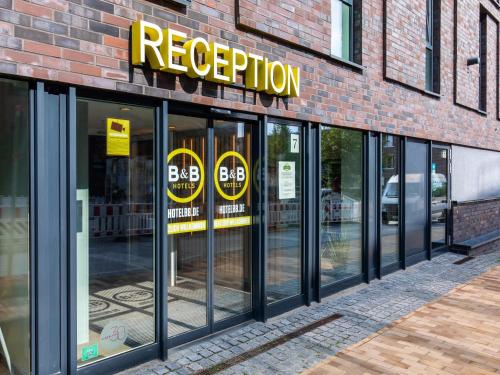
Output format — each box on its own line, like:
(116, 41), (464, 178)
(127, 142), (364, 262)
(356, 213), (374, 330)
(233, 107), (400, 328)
(166, 103), (261, 348)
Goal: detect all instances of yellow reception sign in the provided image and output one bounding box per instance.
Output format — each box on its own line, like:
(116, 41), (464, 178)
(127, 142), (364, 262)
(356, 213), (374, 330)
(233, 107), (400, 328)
(107, 118), (130, 156)
(131, 20), (300, 97)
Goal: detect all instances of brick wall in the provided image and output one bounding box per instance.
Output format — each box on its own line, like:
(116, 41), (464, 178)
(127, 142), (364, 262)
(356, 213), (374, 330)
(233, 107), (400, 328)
(385, 0), (427, 90)
(452, 198), (500, 242)
(0, 0), (499, 151)
(455, 0), (499, 114)
(456, 0), (481, 110)
(238, 0), (331, 55)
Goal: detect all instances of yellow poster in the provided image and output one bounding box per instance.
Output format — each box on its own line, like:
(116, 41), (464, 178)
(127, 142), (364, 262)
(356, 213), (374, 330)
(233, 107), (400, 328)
(107, 118), (130, 156)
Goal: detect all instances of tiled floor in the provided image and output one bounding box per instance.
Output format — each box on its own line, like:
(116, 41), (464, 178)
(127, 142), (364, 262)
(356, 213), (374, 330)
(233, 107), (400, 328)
(303, 264), (500, 375)
(120, 250), (500, 375)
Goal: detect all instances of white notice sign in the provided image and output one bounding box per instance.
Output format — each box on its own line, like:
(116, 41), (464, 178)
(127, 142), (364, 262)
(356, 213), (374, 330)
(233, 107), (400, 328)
(278, 161), (296, 200)
(290, 134), (299, 153)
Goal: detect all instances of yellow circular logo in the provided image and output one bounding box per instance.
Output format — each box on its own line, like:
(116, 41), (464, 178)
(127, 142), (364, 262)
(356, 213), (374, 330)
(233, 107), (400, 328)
(167, 148), (205, 204)
(214, 151), (249, 201)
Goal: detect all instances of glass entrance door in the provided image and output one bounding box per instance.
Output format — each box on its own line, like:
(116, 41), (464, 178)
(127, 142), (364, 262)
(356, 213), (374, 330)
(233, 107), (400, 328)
(167, 115), (254, 343)
(431, 146), (450, 249)
(213, 120), (252, 322)
(166, 115), (208, 338)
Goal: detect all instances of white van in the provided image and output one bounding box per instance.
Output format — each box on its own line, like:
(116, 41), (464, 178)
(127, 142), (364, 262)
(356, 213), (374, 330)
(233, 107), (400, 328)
(381, 173), (447, 223)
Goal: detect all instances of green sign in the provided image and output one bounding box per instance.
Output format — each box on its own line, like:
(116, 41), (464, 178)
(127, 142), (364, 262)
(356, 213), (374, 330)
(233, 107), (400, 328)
(81, 343), (99, 362)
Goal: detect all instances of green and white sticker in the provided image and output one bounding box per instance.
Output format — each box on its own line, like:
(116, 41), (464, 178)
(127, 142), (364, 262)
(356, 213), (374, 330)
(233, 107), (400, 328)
(81, 343), (99, 362)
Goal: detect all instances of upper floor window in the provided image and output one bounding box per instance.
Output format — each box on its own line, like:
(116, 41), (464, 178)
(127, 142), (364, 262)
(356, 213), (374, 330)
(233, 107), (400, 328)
(479, 9), (487, 112)
(331, 0), (353, 61)
(425, 0), (440, 93)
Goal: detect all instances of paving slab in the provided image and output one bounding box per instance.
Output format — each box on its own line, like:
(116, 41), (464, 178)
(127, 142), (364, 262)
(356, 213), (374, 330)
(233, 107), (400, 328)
(303, 263), (500, 375)
(120, 251), (500, 375)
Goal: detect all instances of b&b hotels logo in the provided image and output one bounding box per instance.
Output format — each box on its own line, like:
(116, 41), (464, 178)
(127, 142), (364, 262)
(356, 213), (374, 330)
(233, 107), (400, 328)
(214, 151), (249, 201)
(167, 148), (204, 204)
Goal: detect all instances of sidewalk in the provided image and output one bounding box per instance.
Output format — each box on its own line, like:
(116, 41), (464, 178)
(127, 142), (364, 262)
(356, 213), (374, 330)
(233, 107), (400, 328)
(303, 264), (500, 375)
(122, 251), (500, 375)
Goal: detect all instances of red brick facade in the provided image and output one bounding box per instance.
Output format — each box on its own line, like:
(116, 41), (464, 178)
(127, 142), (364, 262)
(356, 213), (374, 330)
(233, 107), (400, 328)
(238, 0), (331, 56)
(0, 0), (499, 150)
(385, 0), (428, 90)
(452, 197), (500, 242)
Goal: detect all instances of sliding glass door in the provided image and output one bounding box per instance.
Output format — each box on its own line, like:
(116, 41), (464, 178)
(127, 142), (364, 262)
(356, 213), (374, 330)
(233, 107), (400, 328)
(167, 115), (208, 338)
(167, 114), (255, 343)
(213, 120), (252, 322)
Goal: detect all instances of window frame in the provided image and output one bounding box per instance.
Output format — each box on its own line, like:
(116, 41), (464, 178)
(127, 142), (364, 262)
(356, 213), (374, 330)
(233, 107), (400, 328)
(479, 8), (488, 112)
(425, 0), (442, 93)
(331, 0), (354, 62)
(425, 0), (434, 91)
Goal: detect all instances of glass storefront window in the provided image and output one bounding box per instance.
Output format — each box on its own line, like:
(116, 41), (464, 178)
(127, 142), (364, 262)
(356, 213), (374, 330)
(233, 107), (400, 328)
(0, 79), (30, 375)
(405, 140), (429, 258)
(320, 126), (363, 286)
(266, 120), (303, 303)
(76, 99), (155, 366)
(381, 134), (400, 266)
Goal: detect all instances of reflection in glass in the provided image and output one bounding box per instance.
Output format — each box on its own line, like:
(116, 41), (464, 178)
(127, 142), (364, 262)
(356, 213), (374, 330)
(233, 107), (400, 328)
(76, 99), (155, 366)
(214, 121), (252, 321)
(381, 135), (400, 266)
(431, 148), (448, 249)
(167, 115), (208, 337)
(320, 126), (363, 285)
(266, 121), (302, 303)
(405, 141), (429, 257)
(0, 79), (30, 375)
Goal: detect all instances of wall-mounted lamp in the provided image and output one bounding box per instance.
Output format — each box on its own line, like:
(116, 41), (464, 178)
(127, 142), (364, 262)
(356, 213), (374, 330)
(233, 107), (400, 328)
(467, 57), (480, 66)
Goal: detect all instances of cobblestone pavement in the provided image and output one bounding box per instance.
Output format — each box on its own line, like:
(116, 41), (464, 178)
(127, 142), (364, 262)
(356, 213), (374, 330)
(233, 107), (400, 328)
(121, 251), (500, 375)
(303, 264), (500, 374)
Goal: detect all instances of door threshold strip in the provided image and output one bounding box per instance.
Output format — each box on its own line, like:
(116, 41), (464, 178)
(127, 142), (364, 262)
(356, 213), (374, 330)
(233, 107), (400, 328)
(193, 313), (343, 375)
(453, 256), (474, 265)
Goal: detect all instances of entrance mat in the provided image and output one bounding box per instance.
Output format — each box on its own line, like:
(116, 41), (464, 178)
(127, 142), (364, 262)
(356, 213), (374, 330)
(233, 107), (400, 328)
(136, 281), (154, 290)
(193, 313), (343, 375)
(95, 285), (154, 309)
(176, 280), (206, 291)
(89, 295), (130, 321)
